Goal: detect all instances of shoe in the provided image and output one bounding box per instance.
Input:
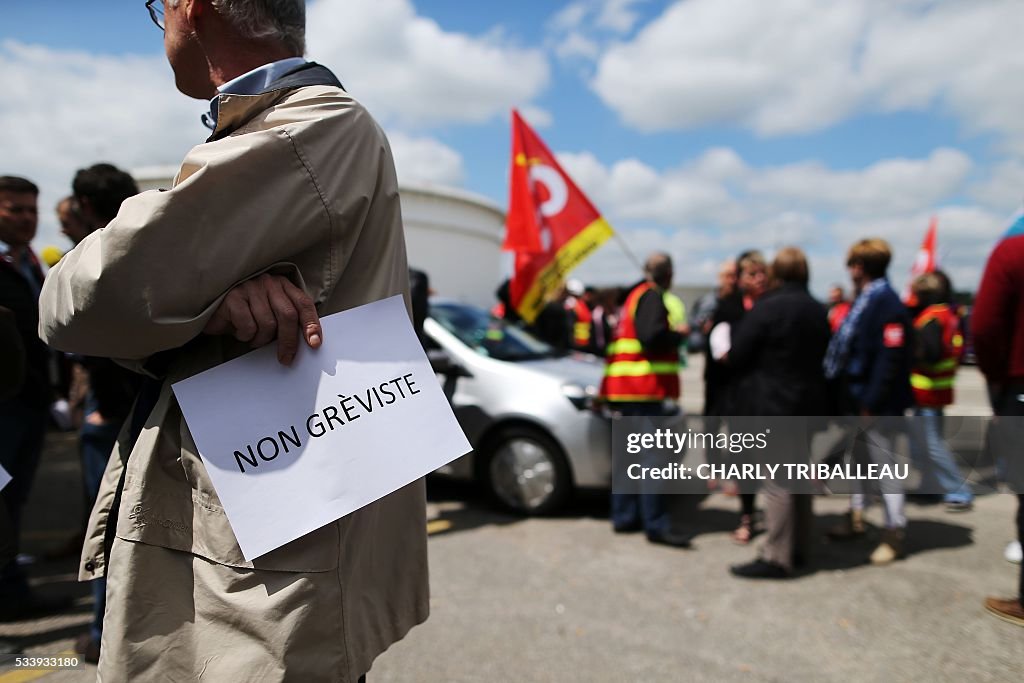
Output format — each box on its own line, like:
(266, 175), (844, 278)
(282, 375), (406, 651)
(730, 559), (790, 579)
(0, 592), (74, 622)
(984, 597), (1024, 627)
(646, 530), (693, 549)
(826, 509), (865, 540)
(732, 514), (754, 545)
(869, 528), (906, 565)
(1005, 540), (1022, 565)
(74, 633), (101, 664)
(944, 501), (973, 513)
(0, 639), (19, 656)
(613, 523), (643, 534)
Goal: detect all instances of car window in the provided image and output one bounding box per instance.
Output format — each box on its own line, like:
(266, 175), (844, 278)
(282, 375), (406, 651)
(430, 303), (556, 361)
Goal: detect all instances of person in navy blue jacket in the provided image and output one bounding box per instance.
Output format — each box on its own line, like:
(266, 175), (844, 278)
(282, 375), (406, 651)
(824, 238), (913, 565)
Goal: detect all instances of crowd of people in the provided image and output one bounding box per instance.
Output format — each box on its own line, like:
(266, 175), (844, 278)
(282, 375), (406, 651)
(0, 3), (1021, 681)
(492, 238), (1022, 626)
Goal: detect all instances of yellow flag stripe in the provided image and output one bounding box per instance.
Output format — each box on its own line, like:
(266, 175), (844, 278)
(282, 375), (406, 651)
(517, 218), (615, 323)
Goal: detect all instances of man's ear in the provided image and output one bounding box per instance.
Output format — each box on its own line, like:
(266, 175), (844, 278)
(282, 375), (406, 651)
(184, 0), (206, 27)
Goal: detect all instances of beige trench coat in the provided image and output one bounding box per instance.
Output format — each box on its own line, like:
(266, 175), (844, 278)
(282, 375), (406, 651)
(39, 75), (428, 682)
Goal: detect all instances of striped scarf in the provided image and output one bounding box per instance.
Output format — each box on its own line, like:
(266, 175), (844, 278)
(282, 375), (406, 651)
(823, 278), (888, 380)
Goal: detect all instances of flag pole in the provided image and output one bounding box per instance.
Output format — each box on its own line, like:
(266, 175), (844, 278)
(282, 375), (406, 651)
(611, 230), (644, 271)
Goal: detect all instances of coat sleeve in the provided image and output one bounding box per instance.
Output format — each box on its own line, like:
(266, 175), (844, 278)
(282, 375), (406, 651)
(39, 127), (331, 360)
(971, 241), (1014, 382)
(861, 302), (911, 413)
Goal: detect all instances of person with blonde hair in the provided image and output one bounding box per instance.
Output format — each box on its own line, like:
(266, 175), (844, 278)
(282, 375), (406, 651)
(824, 238), (914, 565)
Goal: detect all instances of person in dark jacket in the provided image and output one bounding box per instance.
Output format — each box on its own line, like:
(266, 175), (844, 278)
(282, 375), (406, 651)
(0, 175), (66, 621)
(601, 253), (691, 548)
(0, 305), (25, 653)
(727, 247), (830, 578)
(66, 163), (144, 661)
(824, 238), (914, 565)
(712, 251), (767, 544)
(530, 285), (571, 352)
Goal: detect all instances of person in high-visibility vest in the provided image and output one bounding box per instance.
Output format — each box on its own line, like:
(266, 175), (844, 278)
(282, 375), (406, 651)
(565, 279), (594, 352)
(907, 271), (972, 511)
(600, 252), (691, 547)
(662, 290), (690, 367)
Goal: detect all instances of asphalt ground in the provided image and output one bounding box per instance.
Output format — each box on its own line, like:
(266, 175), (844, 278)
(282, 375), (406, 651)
(1, 362), (1020, 682)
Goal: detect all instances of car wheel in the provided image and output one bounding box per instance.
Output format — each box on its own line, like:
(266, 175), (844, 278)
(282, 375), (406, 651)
(480, 426), (572, 515)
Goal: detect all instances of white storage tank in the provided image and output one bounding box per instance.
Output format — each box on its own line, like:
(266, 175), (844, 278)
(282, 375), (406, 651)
(132, 168), (505, 308)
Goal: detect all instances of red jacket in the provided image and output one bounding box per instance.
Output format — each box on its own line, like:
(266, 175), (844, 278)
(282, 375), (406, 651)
(972, 232), (1024, 384)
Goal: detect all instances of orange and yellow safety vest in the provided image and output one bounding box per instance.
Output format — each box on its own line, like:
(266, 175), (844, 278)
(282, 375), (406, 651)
(599, 282), (680, 402)
(911, 304), (963, 406)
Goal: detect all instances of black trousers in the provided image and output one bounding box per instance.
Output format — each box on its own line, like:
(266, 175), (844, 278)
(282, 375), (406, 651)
(994, 384), (1024, 600)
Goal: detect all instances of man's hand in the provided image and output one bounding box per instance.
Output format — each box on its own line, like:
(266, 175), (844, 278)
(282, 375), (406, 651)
(203, 274), (322, 365)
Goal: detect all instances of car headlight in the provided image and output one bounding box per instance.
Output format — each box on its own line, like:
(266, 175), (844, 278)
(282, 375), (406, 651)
(562, 383), (599, 411)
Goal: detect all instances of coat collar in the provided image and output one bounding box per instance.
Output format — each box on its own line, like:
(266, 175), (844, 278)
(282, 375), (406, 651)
(206, 62), (345, 143)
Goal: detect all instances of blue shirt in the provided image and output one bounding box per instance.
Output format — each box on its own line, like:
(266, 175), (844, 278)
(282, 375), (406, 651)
(206, 57), (308, 129)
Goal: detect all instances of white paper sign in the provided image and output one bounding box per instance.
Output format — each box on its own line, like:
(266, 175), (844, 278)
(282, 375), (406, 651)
(709, 322), (731, 361)
(0, 464), (10, 492)
(172, 295), (470, 560)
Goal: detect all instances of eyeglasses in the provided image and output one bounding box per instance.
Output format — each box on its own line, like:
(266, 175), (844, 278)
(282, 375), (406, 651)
(146, 0), (165, 31)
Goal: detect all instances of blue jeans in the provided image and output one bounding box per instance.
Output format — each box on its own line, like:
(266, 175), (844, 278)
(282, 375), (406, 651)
(908, 407), (973, 504)
(610, 402), (673, 536)
(80, 415), (122, 641)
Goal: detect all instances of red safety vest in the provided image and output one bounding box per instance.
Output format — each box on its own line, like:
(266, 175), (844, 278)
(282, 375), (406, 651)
(572, 298), (592, 348)
(911, 304), (963, 407)
(599, 283), (680, 402)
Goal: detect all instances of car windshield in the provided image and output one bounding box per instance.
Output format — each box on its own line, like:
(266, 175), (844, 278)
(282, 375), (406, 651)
(430, 303), (558, 361)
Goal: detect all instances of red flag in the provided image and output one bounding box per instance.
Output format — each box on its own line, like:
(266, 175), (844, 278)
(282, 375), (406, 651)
(904, 217), (938, 305)
(503, 109), (613, 323)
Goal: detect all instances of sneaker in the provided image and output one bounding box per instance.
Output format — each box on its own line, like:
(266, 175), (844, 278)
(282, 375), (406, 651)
(944, 501), (973, 513)
(1005, 540), (1022, 565)
(984, 597), (1024, 627)
(869, 528), (906, 565)
(730, 559), (790, 580)
(827, 509), (866, 540)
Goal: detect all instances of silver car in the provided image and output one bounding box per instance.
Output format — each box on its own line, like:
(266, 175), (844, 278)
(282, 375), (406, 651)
(425, 301), (612, 514)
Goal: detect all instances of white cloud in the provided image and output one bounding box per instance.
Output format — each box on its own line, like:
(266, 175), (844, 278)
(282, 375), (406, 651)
(969, 160), (1024, 213)
(306, 0), (549, 128)
(548, 2), (590, 33)
(554, 32), (601, 62)
(388, 132), (464, 186)
(0, 40), (202, 252)
(591, 0), (1024, 152)
(0, 33), (475, 253)
(518, 105), (555, 129)
(550, 145), (1004, 294)
(747, 149), (973, 217)
(595, 0), (647, 33)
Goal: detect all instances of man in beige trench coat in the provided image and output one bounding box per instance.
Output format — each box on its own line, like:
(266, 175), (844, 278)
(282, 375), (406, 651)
(38, 1), (427, 680)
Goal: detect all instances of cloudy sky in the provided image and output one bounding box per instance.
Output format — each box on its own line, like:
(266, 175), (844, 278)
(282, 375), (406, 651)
(2, 0), (1022, 296)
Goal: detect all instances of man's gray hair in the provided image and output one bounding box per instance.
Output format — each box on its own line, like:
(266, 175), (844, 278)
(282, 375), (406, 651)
(171, 0), (306, 55)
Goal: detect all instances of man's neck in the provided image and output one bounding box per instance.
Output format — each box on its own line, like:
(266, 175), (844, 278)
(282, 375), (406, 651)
(207, 47), (298, 91)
